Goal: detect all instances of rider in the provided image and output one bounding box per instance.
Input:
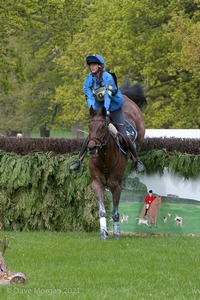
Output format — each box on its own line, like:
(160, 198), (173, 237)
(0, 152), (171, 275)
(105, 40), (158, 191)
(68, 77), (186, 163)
(69, 54), (145, 172)
(144, 190), (155, 216)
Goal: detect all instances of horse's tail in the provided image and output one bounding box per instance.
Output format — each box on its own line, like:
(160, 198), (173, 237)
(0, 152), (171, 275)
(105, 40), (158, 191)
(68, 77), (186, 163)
(120, 78), (147, 109)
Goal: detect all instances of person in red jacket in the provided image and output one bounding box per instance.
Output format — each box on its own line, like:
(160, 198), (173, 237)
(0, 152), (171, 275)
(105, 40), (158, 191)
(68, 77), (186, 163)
(144, 190), (155, 216)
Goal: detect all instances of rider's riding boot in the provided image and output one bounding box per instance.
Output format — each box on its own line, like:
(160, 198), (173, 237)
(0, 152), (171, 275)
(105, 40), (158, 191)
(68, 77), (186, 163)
(69, 137), (89, 172)
(127, 139), (145, 173)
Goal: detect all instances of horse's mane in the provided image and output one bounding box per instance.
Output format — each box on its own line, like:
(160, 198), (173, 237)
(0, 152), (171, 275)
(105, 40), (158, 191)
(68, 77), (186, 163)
(152, 196), (162, 205)
(120, 78), (147, 109)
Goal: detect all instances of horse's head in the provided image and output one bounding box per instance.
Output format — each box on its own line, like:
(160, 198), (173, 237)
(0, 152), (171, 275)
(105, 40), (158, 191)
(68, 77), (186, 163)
(88, 106), (109, 155)
(154, 196), (162, 206)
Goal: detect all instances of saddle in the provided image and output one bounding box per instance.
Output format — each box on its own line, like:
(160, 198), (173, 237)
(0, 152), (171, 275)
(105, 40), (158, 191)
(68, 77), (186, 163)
(108, 120), (137, 155)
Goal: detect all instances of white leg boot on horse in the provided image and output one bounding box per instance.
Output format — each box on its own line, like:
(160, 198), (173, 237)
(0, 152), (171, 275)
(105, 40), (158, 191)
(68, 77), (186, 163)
(127, 139), (145, 173)
(69, 137), (89, 171)
(98, 204), (108, 240)
(112, 208), (120, 237)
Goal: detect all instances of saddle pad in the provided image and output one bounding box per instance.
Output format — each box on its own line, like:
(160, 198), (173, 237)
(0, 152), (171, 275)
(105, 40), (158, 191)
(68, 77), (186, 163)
(125, 119), (138, 141)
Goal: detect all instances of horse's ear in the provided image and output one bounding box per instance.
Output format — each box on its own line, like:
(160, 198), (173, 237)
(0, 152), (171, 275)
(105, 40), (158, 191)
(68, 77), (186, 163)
(102, 106), (107, 117)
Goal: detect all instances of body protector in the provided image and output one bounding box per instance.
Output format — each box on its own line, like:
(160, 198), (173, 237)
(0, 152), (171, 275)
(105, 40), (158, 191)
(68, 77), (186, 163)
(92, 85), (113, 102)
(84, 71), (123, 112)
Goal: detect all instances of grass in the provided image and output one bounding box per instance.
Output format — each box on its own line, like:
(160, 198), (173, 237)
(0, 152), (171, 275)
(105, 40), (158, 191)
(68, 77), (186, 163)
(107, 201), (200, 236)
(30, 128), (72, 138)
(30, 127), (87, 138)
(0, 231), (200, 299)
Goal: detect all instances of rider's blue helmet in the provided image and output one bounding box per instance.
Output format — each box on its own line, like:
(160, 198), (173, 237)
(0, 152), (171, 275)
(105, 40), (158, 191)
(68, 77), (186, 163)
(86, 54), (105, 67)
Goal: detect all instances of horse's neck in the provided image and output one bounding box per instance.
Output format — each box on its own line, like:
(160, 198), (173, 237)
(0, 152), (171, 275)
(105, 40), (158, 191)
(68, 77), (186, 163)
(153, 198), (161, 206)
(99, 133), (116, 157)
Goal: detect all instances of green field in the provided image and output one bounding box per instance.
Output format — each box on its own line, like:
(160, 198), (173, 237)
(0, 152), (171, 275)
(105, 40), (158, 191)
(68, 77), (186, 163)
(108, 201), (200, 236)
(1, 231), (200, 300)
(30, 127), (87, 138)
(30, 128), (72, 138)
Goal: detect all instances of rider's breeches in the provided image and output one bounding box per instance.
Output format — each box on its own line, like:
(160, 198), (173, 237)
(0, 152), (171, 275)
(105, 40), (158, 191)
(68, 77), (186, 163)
(110, 108), (128, 139)
(145, 204), (150, 216)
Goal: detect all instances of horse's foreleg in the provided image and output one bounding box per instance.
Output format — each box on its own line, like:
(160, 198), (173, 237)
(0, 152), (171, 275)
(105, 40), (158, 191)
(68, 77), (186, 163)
(146, 213), (151, 228)
(92, 180), (108, 240)
(140, 204), (146, 219)
(111, 186), (121, 237)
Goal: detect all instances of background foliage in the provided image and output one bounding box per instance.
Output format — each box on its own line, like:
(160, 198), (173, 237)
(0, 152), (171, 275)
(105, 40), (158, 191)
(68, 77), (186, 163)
(0, 0), (199, 134)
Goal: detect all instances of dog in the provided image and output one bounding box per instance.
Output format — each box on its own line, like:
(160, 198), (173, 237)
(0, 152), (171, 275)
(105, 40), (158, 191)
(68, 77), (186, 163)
(136, 218), (149, 226)
(121, 214), (129, 223)
(163, 213), (171, 223)
(163, 216), (168, 223)
(174, 215), (183, 226)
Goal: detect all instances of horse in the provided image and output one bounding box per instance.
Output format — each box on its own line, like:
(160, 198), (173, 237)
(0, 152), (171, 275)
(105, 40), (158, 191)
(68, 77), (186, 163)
(139, 196), (162, 228)
(121, 81), (146, 147)
(87, 82), (146, 239)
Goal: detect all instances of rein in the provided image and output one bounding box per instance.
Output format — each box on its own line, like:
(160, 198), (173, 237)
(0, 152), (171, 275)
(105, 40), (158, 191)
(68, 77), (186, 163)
(88, 118), (121, 172)
(88, 119), (110, 148)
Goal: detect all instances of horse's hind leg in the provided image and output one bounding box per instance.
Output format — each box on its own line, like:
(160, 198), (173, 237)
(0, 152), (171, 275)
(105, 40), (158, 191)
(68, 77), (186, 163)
(154, 216), (157, 228)
(146, 214), (151, 227)
(112, 206), (120, 237)
(111, 187), (121, 237)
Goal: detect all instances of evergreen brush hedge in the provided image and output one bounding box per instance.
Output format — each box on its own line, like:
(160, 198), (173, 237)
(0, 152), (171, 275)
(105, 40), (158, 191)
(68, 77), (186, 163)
(0, 136), (83, 155)
(0, 136), (199, 155)
(0, 137), (199, 231)
(139, 149), (200, 179)
(0, 150), (107, 232)
(141, 137), (200, 155)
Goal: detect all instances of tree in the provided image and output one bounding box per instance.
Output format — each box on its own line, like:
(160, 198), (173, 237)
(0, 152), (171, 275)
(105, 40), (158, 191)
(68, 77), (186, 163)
(54, 0), (200, 129)
(0, 0), (85, 134)
(1, 0), (199, 133)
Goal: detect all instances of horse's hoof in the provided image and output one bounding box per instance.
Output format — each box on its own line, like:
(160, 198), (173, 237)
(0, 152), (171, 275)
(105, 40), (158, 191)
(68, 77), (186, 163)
(113, 233), (120, 238)
(100, 229), (108, 240)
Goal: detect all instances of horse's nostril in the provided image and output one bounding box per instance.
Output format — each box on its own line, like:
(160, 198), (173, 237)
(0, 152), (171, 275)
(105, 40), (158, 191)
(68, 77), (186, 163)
(89, 146), (97, 155)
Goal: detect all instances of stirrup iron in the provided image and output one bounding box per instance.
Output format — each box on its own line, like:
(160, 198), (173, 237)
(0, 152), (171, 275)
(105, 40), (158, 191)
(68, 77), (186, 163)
(69, 159), (82, 172)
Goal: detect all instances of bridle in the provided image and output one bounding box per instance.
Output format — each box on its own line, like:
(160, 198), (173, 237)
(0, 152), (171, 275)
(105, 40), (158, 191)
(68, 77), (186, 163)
(88, 117), (121, 172)
(88, 118), (110, 154)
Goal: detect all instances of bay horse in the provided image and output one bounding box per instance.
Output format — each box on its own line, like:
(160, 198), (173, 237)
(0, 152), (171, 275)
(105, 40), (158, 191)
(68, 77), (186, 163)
(88, 82), (146, 239)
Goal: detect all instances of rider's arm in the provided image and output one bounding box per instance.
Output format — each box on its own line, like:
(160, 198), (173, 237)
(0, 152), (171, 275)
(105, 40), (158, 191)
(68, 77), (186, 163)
(83, 75), (96, 109)
(102, 72), (117, 111)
